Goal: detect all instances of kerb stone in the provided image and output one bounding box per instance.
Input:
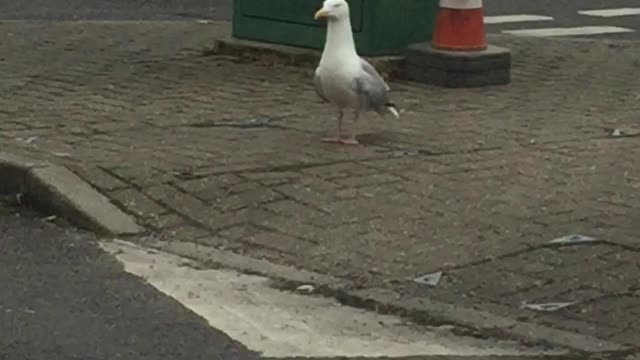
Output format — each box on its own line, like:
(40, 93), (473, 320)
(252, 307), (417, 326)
(25, 165), (144, 236)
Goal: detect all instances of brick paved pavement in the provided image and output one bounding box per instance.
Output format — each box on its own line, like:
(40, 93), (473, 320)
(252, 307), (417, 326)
(1, 21), (640, 349)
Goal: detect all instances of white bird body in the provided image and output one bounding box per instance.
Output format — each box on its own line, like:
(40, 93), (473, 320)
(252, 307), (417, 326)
(316, 10), (360, 108)
(314, 65), (360, 109)
(313, 0), (398, 145)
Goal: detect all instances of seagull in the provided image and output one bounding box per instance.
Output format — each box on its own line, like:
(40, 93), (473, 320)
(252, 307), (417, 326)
(313, 0), (399, 145)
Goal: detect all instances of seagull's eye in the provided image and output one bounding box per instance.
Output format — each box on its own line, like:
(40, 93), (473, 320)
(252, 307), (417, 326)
(333, 3), (341, 8)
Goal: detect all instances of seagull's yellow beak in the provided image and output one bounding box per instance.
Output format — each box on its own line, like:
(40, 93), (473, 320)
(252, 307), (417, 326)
(314, 8), (329, 20)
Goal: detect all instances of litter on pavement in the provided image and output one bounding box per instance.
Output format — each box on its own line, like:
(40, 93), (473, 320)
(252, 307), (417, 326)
(521, 302), (576, 312)
(414, 271), (443, 287)
(548, 234), (597, 245)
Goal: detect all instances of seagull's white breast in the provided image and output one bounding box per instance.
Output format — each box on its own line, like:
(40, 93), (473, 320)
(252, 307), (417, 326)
(317, 55), (361, 108)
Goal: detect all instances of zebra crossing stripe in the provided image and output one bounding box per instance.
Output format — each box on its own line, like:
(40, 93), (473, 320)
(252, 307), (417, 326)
(502, 26), (635, 37)
(578, 8), (640, 17)
(484, 15), (554, 24)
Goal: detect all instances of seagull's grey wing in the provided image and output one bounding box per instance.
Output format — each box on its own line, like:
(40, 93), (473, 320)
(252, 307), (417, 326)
(353, 66), (391, 113)
(359, 57), (390, 91)
(313, 69), (329, 103)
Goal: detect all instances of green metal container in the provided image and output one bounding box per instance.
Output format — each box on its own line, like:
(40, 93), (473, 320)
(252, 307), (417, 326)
(232, 0), (440, 56)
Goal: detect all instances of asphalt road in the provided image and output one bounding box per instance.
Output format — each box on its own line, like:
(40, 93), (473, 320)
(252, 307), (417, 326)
(483, 0), (640, 40)
(0, 197), (259, 360)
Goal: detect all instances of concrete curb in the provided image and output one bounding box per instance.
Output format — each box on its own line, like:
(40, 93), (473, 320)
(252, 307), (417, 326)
(145, 240), (630, 357)
(0, 152), (144, 236)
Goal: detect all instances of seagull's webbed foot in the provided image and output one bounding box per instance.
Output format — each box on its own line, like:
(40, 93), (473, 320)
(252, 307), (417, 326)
(339, 135), (359, 145)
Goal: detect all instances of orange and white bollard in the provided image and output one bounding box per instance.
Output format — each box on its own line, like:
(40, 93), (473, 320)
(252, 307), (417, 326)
(432, 0), (487, 51)
(405, 0), (511, 88)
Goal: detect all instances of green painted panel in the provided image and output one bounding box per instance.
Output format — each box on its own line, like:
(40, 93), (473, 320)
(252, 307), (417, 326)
(232, 13), (368, 51)
(232, 0), (439, 56)
(241, 0), (363, 31)
(366, 0), (440, 55)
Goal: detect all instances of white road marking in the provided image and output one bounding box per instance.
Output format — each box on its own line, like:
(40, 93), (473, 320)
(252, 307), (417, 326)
(100, 239), (564, 358)
(503, 26), (635, 37)
(441, 0), (482, 10)
(578, 8), (640, 17)
(484, 14), (554, 24)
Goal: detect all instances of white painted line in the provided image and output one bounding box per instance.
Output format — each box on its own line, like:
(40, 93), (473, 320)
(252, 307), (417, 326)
(578, 8), (640, 17)
(440, 0), (482, 10)
(484, 15), (554, 24)
(100, 239), (565, 358)
(503, 26), (635, 37)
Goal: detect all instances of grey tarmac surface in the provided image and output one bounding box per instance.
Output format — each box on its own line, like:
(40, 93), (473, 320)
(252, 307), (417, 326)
(0, 196), (259, 360)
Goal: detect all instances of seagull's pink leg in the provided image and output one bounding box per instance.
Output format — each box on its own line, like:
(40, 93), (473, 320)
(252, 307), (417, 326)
(322, 109), (344, 143)
(339, 109), (360, 145)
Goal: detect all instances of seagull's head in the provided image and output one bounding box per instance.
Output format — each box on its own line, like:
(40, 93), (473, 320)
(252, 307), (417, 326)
(314, 0), (350, 21)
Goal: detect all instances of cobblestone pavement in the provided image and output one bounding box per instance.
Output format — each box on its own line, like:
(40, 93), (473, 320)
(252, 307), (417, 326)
(1, 21), (640, 349)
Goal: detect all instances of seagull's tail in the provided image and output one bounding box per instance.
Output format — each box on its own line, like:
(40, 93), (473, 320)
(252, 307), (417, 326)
(385, 102), (400, 119)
